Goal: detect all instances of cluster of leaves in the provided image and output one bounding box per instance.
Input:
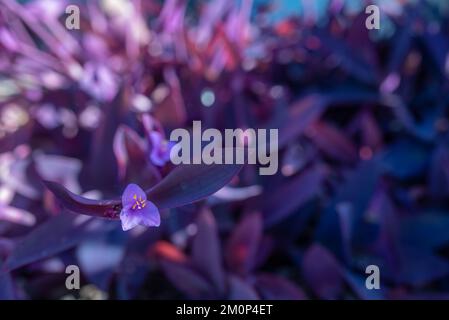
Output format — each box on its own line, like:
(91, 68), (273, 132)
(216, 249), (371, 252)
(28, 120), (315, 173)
(1, 0), (449, 299)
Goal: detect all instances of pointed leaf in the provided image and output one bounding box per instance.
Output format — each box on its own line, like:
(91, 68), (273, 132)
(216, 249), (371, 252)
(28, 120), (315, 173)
(147, 163), (243, 210)
(45, 162), (242, 218)
(3, 211), (116, 271)
(302, 244), (343, 299)
(255, 273), (307, 300)
(43, 181), (122, 219)
(0, 271), (14, 300)
(192, 209), (225, 295)
(225, 212), (262, 275)
(227, 275), (259, 300)
(159, 259), (214, 299)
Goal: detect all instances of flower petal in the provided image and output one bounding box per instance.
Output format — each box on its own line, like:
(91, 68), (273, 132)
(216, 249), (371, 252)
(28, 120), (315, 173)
(119, 201), (160, 231)
(120, 210), (141, 231)
(138, 201), (161, 227)
(149, 132), (173, 166)
(122, 183), (147, 210)
(120, 183), (160, 231)
(149, 131), (163, 149)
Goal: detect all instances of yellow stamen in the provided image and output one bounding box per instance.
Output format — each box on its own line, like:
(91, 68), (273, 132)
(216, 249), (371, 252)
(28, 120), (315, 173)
(131, 194), (147, 210)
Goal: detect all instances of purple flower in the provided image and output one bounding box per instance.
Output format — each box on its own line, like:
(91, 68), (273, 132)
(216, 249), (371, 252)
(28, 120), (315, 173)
(120, 183), (160, 231)
(149, 131), (174, 167)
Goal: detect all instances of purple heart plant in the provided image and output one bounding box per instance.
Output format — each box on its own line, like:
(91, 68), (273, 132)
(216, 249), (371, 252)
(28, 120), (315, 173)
(0, 0), (448, 301)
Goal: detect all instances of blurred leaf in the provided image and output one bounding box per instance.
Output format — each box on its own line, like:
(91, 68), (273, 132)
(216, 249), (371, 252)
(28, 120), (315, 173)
(113, 125), (161, 187)
(383, 139), (429, 179)
(77, 239), (125, 291)
(302, 244), (343, 299)
(394, 248), (449, 287)
(316, 159), (382, 256)
(227, 275), (259, 300)
(0, 271), (14, 300)
(0, 205), (36, 226)
(308, 121), (358, 163)
(276, 94), (328, 149)
(255, 273), (307, 300)
(3, 211), (116, 271)
(428, 144), (449, 198)
(422, 32), (449, 79)
(192, 209), (226, 295)
(225, 212), (263, 275)
(317, 31), (378, 85)
(399, 212), (449, 250)
(260, 166), (325, 227)
(209, 185), (262, 204)
(344, 271), (384, 300)
(152, 241), (188, 264)
(159, 259), (214, 299)
(116, 253), (150, 300)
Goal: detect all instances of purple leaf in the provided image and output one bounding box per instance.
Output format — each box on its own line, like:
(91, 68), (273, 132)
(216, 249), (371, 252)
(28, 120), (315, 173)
(113, 125), (146, 180)
(358, 111), (382, 151)
(43, 180), (122, 219)
(3, 211), (116, 272)
(147, 163), (243, 210)
(225, 212), (262, 275)
(255, 273), (307, 300)
(45, 162), (242, 219)
(302, 244), (343, 299)
(386, 24), (413, 73)
(116, 254), (150, 300)
(192, 209), (226, 295)
(428, 144), (449, 198)
(344, 271), (384, 300)
(393, 248), (449, 287)
(227, 274), (259, 300)
(422, 32), (449, 78)
(276, 94), (327, 149)
(399, 212), (449, 250)
(316, 159), (382, 254)
(383, 139), (429, 179)
(317, 31), (377, 84)
(258, 166), (325, 227)
(159, 259), (214, 299)
(0, 271), (15, 300)
(113, 125), (161, 186)
(307, 121), (358, 163)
